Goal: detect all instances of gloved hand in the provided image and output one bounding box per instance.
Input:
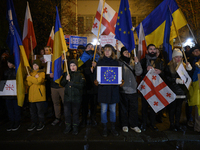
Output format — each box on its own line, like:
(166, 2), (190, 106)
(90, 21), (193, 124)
(68, 81), (74, 86)
(94, 80), (99, 86)
(176, 78), (184, 84)
(186, 62), (192, 71)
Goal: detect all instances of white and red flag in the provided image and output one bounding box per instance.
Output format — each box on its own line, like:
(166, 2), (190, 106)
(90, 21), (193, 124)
(22, 1), (37, 59)
(47, 26), (54, 53)
(138, 69), (176, 113)
(92, 0), (118, 36)
(138, 22), (147, 61)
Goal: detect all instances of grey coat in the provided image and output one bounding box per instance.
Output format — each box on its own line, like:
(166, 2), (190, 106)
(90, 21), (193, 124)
(119, 58), (143, 94)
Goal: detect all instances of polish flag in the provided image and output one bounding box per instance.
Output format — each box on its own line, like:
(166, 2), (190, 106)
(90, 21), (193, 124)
(138, 69), (176, 113)
(47, 26), (54, 53)
(22, 2), (37, 59)
(92, 0), (118, 36)
(138, 22), (147, 61)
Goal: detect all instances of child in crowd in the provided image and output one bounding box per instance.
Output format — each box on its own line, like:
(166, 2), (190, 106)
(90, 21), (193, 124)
(26, 59), (46, 131)
(164, 48), (192, 131)
(60, 59), (85, 135)
(4, 56), (21, 131)
(94, 44), (121, 137)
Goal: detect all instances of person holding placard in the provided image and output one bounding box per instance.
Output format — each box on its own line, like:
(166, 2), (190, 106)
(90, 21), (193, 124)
(94, 44), (122, 137)
(164, 48), (192, 131)
(4, 56), (21, 131)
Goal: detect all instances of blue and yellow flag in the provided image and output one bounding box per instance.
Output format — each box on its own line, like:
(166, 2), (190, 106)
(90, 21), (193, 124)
(7, 0), (30, 107)
(6, 0), (22, 55)
(52, 7), (68, 84)
(135, 0), (187, 48)
(115, 0), (135, 52)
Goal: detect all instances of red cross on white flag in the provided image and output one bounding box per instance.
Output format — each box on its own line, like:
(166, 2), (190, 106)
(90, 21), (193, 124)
(138, 69), (176, 113)
(92, 0), (118, 36)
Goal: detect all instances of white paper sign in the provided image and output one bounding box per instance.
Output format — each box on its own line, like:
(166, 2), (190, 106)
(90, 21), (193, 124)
(0, 80), (17, 96)
(100, 35), (116, 47)
(176, 63), (192, 89)
(43, 55), (52, 74)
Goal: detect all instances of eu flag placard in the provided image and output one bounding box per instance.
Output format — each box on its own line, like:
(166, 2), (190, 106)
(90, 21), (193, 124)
(115, 0), (135, 52)
(97, 66), (122, 85)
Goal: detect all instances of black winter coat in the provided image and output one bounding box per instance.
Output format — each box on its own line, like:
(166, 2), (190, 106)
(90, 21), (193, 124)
(60, 71), (85, 103)
(96, 56), (120, 104)
(164, 64), (188, 96)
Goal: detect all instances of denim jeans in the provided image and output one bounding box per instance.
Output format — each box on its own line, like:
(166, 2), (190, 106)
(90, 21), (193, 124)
(6, 99), (21, 122)
(101, 103), (116, 124)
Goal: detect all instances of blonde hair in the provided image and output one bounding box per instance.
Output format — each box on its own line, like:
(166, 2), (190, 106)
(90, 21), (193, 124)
(100, 46), (116, 60)
(44, 46), (52, 52)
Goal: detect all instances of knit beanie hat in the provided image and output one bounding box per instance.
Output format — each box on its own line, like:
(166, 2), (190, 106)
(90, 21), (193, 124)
(33, 59), (41, 68)
(120, 46), (128, 56)
(172, 48), (183, 58)
(7, 55), (15, 65)
(69, 59), (78, 67)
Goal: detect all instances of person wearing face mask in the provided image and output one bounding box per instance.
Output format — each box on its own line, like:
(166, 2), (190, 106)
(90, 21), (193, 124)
(140, 44), (165, 131)
(118, 47), (143, 133)
(164, 48), (192, 131)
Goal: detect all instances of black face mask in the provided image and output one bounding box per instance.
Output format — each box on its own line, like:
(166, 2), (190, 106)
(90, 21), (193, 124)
(148, 52), (156, 57)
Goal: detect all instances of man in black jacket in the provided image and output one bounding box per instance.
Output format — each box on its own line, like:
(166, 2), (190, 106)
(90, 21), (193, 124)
(140, 44), (165, 131)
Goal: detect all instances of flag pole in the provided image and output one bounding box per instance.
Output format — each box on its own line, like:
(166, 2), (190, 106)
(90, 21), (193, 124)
(30, 36), (34, 63)
(25, 66), (30, 76)
(187, 24), (197, 44)
(168, 5), (188, 63)
(93, 0), (106, 63)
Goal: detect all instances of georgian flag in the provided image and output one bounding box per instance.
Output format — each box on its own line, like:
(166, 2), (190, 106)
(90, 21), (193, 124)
(91, 0), (118, 36)
(138, 69), (176, 113)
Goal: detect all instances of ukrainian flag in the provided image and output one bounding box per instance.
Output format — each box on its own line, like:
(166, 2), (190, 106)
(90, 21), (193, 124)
(7, 0), (30, 107)
(189, 65), (200, 115)
(52, 7), (68, 84)
(135, 0), (187, 47)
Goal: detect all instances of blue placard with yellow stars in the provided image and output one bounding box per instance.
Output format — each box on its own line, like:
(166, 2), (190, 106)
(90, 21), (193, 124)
(97, 66), (122, 85)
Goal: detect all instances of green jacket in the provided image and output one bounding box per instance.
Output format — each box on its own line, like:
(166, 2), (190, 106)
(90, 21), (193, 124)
(60, 71), (85, 103)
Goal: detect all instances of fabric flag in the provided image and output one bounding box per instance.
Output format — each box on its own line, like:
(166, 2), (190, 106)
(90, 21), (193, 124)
(138, 22), (147, 61)
(115, 0), (135, 53)
(7, 3), (30, 106)
(138, 69), (176, 113)
(22, 1), (37, 59)
(6, 0), (22, 54)
(47, 26), (54, 53)
(135, 0), (187, 48)
(78, 51), (100, 68)
(52, 7), (68, 84)
(163, 8), (173, 63)
(92, 0), (118, 36)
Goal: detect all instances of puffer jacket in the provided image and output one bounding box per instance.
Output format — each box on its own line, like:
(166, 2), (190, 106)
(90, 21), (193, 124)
(60, 71), (85, 103)
(26, 70), (46, 102)
(119, 58), (143, 94)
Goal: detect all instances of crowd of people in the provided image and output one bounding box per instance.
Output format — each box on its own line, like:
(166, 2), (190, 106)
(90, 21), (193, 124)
(1, 42), (200, 137)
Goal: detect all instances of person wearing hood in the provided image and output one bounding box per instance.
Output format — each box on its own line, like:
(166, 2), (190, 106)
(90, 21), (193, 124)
(164, 48), (192, 131)
(118, 47), (143, 133)
(60, 59), (85, 135)
(140, 44), (165, 131)
(26, 59), (46, 132)
(3, 56), (21, 131)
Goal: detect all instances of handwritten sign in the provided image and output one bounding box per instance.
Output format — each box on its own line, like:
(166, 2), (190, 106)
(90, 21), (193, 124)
(0, 80), (17, 96)
(100, 35), (116, 47)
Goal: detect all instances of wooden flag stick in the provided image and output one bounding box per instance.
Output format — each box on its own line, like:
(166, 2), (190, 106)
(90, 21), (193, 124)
(25, 66), (30, 76)
(30, 36), (34, 63)
(187, 24), (197, 44)
(168, 5), (187, 63)
(93, 0), (106, 63)
(63, 50), (69, 76)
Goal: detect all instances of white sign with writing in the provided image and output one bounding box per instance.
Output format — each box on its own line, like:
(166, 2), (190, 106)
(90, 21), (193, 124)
(0, 80), (17, 96)
(176, 63), (192, 90)
(43, 55), (52, 74)
(100, 35), (116, 47)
